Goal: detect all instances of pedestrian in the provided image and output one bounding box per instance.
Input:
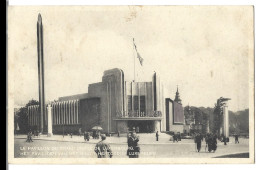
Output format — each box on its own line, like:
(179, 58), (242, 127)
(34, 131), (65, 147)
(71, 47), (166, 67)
(26, 130), (33, 142)
(156, 131), (159, 141)
(94, 134), (113, 158)
(172, 133), (175, 143)
(79, 128), (82, 137)
(86, 132), (90, 141)
(127, 132), (140, 158)
(118, 130), (120, 137)
(36, 130), (39, 138)
(136, 126), (139, 133)
(205, 133), (210, 152)
(223, 136), (227, 145)
(93, 130), (96, 139)
(70, 133), (73, 138)
(195, 133), (202, 152)
(84, 131), (87, 141)
(29, 131), (33, 142)
(174, 134), (178, 142)
(178, 133), (181, 141)
(235, 134), (239, 144)
(97, 131), (101, 139)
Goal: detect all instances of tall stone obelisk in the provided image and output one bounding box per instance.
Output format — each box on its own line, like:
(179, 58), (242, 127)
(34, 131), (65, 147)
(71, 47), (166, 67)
(37, 13), (45, 133)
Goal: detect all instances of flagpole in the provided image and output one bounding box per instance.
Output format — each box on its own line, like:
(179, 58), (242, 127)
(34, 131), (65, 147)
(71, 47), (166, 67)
(133, 38), (135, 82)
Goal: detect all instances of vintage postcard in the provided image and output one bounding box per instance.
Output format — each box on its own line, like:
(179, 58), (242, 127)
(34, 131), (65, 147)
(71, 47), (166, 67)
(7, 6), (254, 164)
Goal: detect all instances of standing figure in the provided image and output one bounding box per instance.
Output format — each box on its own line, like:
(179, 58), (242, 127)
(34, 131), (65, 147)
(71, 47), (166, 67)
(86, 132), (90, 141)
(94, 135), (112, 158)
(84, 131), (87, 141)
(127, 132), (140, 158)
(79, 128), (82, 137)
(156, 131), (159, 141)
(195, 133), (202, 152)
(235, 134), (239, 144)
(205, 133), (210, 152)
(97, 131), (101, 139)
(93, 130), (96, 139)
(223, 136), (227, 145)
(136, 126), (139, 133)
(178, 133), (181, 141)
(174, 134), (178, 142)
(26, 130), (33, 142)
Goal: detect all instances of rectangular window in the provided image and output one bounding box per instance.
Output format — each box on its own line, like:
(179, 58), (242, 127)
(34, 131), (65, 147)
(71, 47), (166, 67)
(134, 96), (139, 111)
(127, 95), (132, 112)
(140, 96), (146, 113)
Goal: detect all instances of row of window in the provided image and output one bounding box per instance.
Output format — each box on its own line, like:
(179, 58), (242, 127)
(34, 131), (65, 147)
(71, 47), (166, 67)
(51, 100), (79, 125)
(127, 95), (146, 112)
(27, 100), (80, 126)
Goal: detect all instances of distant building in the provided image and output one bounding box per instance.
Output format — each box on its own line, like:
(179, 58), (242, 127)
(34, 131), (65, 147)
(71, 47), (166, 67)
(165, 88), (185, 134)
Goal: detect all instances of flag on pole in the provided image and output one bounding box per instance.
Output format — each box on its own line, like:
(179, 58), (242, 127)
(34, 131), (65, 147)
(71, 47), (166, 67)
(133, 38), (144, 66)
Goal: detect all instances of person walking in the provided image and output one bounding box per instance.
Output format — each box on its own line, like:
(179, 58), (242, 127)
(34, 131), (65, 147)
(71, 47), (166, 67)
(195, 133), (202, 152)
(84, 131), (87, 141)
(94, 135), (113, 158)
(26, 130), (33, 142)
(174, 134), (178, 142)
(223, 136), (227, 145)
(235, 134), (239, 144)
(127, 132), (140, 158)
(79, 128), (82, 137)
(93, 130), (96, 139)
(205, 133), (210, 152)
(86, 132), (90, 141)
(156, 131), (159, 141)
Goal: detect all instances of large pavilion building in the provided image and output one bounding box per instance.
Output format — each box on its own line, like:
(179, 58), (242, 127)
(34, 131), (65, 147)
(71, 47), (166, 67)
(28, 68), (185, 134)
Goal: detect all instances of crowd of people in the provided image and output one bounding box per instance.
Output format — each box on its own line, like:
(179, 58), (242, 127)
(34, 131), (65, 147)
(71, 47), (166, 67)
(24, 128), (240, 158)
(193, 133), (220, 153)
(93, 131), (140, 158)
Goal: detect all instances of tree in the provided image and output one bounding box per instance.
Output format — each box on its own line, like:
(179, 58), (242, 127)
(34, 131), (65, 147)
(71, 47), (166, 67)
(16, 99), (39, 134)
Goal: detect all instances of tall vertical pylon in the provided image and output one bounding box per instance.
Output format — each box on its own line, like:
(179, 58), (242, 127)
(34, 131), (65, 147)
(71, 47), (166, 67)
(37, 13), (45, 133)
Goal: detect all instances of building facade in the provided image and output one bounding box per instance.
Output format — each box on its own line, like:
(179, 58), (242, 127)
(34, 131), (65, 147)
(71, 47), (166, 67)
(28, 68), (185, 134)
(27, 68), (166, 134)
(165, 88), (185, 134)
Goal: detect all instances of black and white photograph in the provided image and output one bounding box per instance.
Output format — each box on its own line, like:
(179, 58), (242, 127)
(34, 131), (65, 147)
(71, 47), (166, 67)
(7, 5), (254, 164)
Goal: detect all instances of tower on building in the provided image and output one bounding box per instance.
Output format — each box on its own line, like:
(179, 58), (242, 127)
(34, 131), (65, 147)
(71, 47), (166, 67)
(174, 86), (182, 105)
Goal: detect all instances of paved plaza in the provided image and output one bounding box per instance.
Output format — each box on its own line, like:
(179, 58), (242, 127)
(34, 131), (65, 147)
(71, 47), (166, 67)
(14, 133), (249, 158)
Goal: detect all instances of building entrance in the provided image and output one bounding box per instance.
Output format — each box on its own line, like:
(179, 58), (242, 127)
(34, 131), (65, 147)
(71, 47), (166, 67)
(128, 120), (155, 133)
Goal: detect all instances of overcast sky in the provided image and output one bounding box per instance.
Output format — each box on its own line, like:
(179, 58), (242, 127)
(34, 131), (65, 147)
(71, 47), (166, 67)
(8, 6), (253, 111)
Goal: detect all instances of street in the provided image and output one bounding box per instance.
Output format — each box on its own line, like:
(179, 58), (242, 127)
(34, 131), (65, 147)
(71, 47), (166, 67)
(14, 136), (249, 158)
